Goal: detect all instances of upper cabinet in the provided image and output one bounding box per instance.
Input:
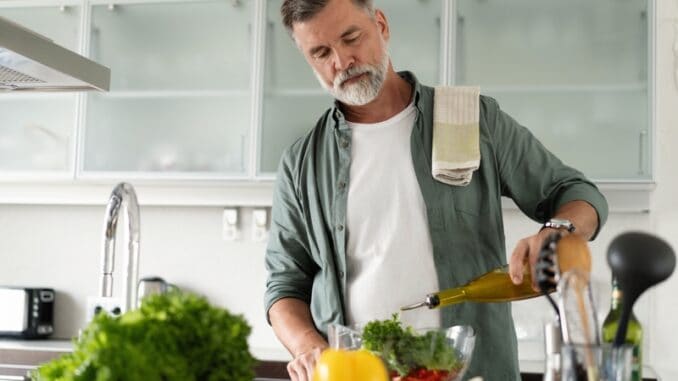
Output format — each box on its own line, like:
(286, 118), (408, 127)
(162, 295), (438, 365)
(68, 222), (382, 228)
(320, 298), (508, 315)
(0, 0), (654, 198)
(453, 0), (651, 181)
(83, 0), (253, 177)
(0, 5), (81, 176)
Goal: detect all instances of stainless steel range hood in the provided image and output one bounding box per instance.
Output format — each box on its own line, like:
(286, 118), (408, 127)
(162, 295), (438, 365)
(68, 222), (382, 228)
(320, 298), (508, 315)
(0, 16), (110, 92)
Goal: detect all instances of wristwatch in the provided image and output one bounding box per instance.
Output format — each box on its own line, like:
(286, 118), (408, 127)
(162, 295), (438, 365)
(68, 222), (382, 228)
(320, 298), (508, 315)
(542, 218), (576, 233)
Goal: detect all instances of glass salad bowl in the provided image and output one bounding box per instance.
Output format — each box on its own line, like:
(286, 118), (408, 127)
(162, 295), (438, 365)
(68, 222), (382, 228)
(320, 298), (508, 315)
(328, 321), (476, 381)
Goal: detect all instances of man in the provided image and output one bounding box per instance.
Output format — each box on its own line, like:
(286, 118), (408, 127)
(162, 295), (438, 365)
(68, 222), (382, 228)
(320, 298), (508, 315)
(264, 0), (607, 380)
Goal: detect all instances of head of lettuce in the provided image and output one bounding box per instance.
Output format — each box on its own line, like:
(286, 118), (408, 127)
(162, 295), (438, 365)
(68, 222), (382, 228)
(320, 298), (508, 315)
(32, 290), (256, 381)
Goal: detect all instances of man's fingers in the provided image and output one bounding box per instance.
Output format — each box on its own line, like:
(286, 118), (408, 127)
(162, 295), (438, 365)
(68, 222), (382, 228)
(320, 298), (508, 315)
(288, 348), (321, 381)
(509, 239), (528, 284)
(305, 362), (314, 381)
(296, 362), (309, 381)
(287, 362), (300, 381)
(528, 239), (543, 291)
(301, 354), (315, 381)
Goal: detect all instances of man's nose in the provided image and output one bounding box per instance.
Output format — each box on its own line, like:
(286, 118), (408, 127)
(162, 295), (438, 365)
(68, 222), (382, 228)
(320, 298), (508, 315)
(332, 48), (355, 72)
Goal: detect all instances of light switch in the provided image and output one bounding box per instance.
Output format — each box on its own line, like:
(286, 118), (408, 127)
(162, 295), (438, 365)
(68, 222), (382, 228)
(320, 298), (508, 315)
(222, 208), (240, 241)
(252, 208), (269, 242)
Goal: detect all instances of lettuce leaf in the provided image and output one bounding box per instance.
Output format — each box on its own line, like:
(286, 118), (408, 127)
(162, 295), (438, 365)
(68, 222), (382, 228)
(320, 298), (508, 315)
(361, 315), (459, 376)
(32, 290), (255, 381)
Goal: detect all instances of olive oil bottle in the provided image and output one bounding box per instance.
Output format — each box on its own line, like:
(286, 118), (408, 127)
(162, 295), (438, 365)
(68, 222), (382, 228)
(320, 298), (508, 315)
(402, 264), (542, 310)
(602, 277), (643, 381)
(400, 234), (591, 311)
(433, 264), (539, 307)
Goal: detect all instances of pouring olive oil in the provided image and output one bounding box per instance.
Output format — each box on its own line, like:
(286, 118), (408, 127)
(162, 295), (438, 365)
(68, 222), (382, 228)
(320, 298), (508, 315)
(401, 234), (591, 310)
(401, 264), (539, 310)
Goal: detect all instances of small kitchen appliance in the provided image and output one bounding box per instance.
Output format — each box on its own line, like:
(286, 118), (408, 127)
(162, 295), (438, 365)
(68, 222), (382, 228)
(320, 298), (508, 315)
(0, 286), (54, 339)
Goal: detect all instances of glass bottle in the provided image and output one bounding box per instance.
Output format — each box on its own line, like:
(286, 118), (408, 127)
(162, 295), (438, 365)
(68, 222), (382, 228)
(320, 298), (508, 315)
(414, 264), (543, 309)
(602, 277), (643, 381)
(400, 234), (591, 311)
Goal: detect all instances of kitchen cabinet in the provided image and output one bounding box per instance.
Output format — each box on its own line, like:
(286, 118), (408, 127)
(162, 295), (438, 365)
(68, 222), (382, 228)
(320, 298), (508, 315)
(83, 0), (253, 177)
(0, 5), (81, 175)
(0, 0), (655, 205)
(453, 0), (652, 181)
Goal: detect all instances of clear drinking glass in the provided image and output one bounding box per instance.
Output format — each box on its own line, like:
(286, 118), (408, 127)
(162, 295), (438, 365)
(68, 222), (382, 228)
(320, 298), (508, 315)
(561, 343), (633, 381)
(327, 323), (364, 350)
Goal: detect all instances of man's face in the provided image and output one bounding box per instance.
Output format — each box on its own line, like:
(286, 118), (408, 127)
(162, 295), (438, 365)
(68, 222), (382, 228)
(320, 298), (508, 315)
(292, 0), (390, 106)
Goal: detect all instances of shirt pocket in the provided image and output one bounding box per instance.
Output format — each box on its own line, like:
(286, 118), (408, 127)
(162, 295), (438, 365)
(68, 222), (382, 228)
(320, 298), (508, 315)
(450, 179), (487, 217)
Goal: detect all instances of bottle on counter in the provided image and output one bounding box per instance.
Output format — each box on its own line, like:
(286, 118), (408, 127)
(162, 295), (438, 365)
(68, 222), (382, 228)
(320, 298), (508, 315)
(602, 277), (643, 381)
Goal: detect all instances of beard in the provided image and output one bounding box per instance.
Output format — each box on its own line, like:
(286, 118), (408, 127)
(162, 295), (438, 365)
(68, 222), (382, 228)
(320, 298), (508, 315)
(314, 50), (390, 106)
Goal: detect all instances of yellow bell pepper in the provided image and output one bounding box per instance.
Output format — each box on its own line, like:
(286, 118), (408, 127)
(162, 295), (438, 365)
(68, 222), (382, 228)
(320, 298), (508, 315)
(313, 349), (389, 381)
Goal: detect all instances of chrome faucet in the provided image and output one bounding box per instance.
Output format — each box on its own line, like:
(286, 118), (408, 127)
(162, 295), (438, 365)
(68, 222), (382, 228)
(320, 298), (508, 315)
(100, 182), (140, 312)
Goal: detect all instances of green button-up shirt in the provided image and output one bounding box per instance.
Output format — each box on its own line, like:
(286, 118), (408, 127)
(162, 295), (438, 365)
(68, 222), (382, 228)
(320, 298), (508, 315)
(264, 72), (608, 380)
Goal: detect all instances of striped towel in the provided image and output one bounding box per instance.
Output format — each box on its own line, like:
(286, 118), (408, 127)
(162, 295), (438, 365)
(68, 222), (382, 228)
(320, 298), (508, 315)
(432, 86), (481, 186)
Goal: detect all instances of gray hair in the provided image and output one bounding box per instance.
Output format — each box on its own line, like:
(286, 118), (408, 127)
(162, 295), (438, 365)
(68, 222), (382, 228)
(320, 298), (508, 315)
(281, 0), (375, 33)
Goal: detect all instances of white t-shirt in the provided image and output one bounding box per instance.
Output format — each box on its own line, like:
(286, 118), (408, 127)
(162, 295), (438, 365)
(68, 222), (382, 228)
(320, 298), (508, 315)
(344, 102), (441, 329)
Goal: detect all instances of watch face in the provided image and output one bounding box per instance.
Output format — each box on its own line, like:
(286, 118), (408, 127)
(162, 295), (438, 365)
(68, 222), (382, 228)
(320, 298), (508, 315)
(546, 219), (575, 232)
(550, 219), (570, 225)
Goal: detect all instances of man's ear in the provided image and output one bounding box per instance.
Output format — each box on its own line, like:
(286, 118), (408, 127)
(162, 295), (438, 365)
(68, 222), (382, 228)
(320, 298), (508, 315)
(374, 9), (390, 42)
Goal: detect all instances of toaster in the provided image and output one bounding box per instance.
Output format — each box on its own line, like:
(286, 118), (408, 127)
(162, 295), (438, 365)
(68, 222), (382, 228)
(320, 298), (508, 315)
(0, 287), (54, 339)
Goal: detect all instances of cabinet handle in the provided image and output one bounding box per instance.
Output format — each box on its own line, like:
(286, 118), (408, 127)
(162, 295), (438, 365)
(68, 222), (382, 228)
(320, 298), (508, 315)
(240, 134), (246, 172)
(455, 15), (465, 84)
(638, 130), (647, 175)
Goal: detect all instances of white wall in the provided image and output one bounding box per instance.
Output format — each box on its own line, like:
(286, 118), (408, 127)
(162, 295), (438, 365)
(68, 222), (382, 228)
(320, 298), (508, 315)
(1, 0), (677, 378)
(0, 205), (281, 350)
(646, 0), (678, 378)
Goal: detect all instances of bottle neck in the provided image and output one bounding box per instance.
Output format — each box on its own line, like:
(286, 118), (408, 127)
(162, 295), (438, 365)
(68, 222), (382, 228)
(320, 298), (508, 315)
(610, 278), (623, 311)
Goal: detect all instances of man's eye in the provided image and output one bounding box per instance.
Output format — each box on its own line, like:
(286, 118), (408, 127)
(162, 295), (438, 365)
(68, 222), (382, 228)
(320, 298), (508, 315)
(313, 50), (330, 59)
(345, 35), (360, 44)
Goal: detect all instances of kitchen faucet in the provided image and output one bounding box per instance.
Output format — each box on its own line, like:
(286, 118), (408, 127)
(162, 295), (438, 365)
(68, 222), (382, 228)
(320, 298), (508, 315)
(100, 182), (140, 312)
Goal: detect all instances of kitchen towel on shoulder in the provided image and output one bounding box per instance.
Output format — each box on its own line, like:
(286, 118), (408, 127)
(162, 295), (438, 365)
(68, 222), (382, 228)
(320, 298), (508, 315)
(432, 86), (481, 186)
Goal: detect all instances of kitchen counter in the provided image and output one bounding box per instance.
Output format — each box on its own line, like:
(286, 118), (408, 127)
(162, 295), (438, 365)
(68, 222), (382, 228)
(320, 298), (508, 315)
(0, 339), (293, 380)
(0, 340), (71, 353)
(0, 339), (292, 361)
(0, 339), (661, 381)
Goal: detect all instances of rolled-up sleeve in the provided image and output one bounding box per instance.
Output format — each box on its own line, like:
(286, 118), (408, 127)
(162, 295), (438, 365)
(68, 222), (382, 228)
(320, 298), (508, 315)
(264, 147), (319, 323)
(482, 96), (609, 239)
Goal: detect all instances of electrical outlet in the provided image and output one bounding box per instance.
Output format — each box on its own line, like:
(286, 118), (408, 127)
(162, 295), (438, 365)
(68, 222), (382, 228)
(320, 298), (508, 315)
(252, 208), (269, 242)
(222, 207), (240, 241)
(86, 296), (124, 322)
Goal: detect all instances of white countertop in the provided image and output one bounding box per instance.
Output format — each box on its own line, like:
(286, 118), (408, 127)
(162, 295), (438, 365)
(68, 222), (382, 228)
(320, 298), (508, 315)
(0, 339), (71, 353)
(0, 339), (292, 362)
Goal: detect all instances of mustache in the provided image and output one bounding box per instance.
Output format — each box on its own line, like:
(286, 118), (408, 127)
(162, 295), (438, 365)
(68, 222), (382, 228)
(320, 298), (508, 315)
(334, 65), (374, 88)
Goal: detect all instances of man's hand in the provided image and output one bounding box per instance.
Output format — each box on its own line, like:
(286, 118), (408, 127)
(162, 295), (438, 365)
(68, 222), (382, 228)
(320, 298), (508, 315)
(269, 298), (329, 381)
(508, 200), (600, 290)
(509, 228), (564, 291)
(287, 346), (324, 381)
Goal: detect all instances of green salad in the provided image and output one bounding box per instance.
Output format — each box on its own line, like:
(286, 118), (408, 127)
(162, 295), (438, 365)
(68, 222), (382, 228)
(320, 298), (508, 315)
(361, 315), (461, 379)
(33, 290), (255, 381)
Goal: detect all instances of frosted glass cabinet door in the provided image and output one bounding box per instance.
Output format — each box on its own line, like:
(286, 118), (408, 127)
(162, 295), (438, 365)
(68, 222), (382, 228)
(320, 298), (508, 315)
(258, 0), (443, 174)
(454, 0), (651, 181)
(0, 6), (80, 173)
(83, 0), (252, 174)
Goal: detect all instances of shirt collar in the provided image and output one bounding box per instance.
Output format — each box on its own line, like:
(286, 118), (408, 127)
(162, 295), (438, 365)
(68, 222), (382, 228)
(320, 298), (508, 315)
(331, 71), (423, 128)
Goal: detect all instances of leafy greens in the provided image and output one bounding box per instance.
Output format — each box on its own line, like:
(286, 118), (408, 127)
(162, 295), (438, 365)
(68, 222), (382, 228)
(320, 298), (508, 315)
(361, 315), (460, 377)
(33, 290), (255, 381)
